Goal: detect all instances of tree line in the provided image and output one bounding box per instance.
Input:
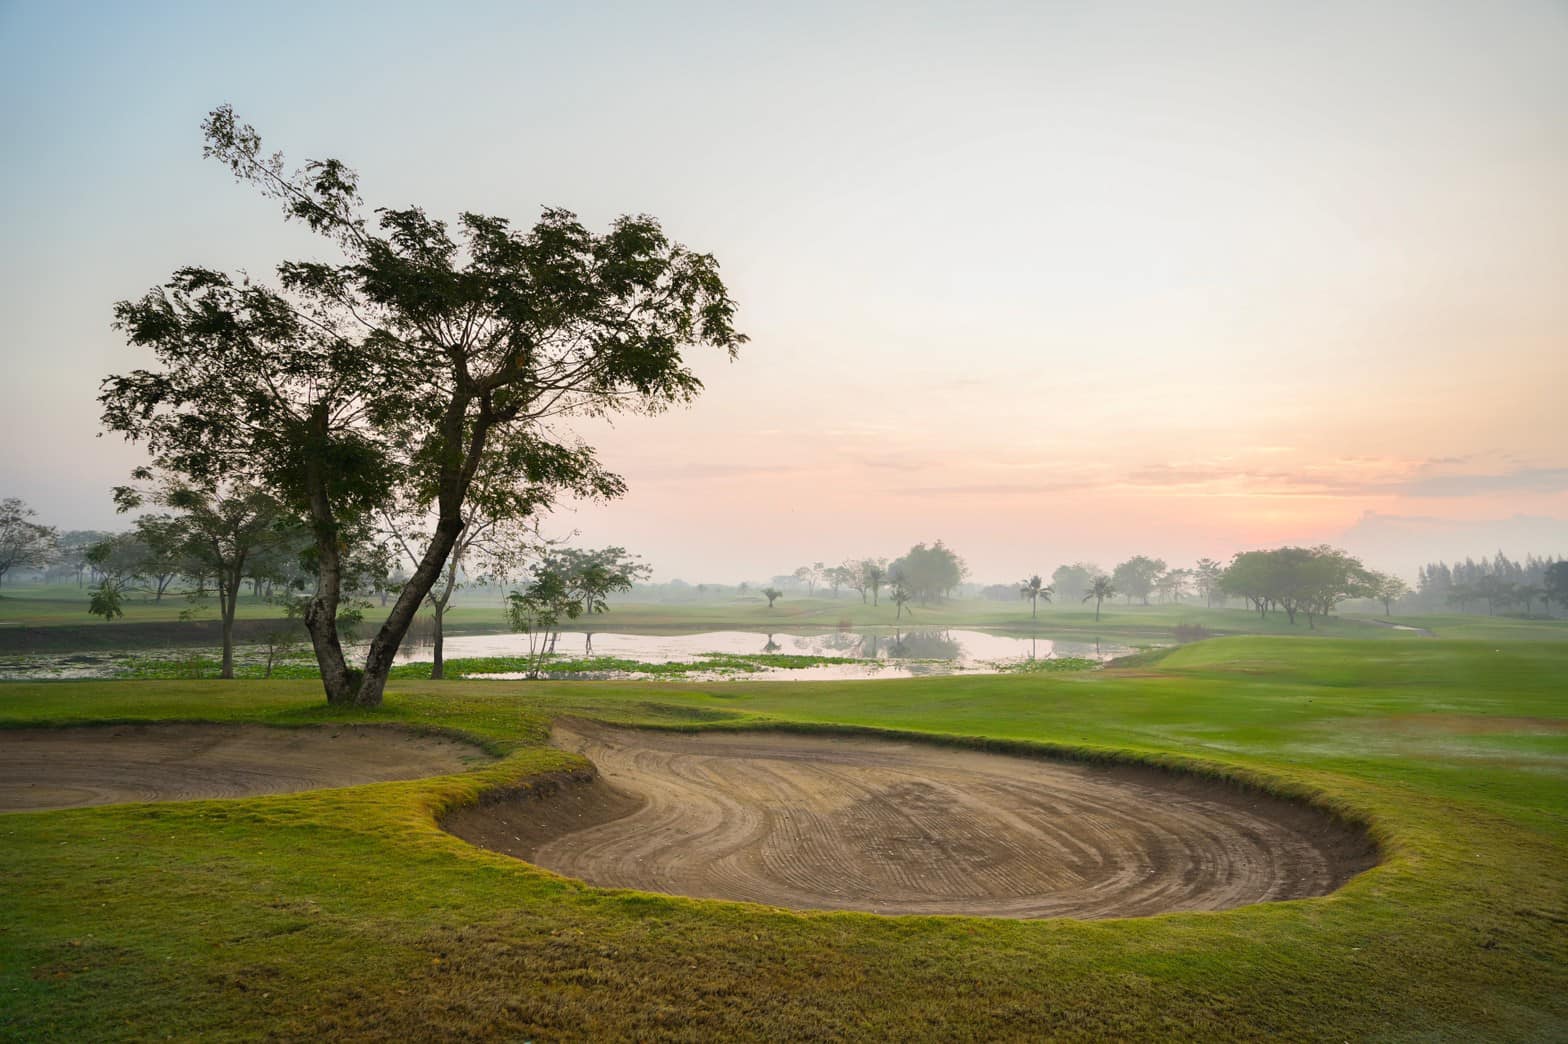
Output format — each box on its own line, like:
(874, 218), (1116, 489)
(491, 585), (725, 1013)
(1413, 552), (1566, 617)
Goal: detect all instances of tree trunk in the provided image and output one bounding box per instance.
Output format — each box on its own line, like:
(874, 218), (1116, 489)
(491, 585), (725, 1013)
(303, 458), (355, 703)
(431, 600), (446, 680)
(357, 514), (465, 707)
(219, 569), (239, 680)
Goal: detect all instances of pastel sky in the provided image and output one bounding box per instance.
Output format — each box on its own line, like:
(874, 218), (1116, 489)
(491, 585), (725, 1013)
(2, 1), (1564, 582)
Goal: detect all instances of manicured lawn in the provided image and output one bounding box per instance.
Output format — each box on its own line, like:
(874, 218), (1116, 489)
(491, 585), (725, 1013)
(2, 637), (1566, 1040)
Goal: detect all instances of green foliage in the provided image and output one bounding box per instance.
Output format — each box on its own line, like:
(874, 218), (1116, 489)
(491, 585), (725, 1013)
(100, 106), (745, 706)
(888, 541), (966, 603)
(86, 579), (125, 621)
(991, 656), (1098, 673)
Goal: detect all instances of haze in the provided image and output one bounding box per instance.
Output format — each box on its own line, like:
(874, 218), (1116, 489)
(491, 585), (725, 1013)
(2, 1), (1564, 581)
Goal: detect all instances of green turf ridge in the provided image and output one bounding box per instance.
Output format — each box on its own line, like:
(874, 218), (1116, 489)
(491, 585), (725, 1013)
(2, 635), (1566, 1040)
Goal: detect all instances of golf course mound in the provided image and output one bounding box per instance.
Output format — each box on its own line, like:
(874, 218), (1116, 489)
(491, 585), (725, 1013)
(0, 723), (491, 812)
(446, 720), (1377, 919)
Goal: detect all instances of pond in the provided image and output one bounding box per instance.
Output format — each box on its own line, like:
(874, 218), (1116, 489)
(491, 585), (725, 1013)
(0, 628), (1144, 682)
(404, 628), (1143, 681)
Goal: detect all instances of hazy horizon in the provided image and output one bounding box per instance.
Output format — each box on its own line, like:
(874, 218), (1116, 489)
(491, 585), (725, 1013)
(3, 1), (1564, 583)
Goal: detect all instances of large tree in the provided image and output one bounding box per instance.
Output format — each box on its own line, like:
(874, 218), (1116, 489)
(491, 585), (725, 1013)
(102, 107), (744, 706)
(1111, 555), (1165, 606)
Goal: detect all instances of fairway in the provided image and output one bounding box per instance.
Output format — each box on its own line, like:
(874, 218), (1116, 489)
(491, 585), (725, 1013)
(3, 635), (1565, 1040)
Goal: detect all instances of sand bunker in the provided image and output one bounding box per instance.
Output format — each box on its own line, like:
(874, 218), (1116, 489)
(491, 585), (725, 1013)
(0, 723), (491, 812)
(445, 721), (1376, 919)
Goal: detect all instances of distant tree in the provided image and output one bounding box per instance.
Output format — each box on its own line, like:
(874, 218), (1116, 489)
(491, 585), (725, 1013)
(1049, 563), (1096, 605)
(1371, 572), (1411, 616)
(862, 560), (887, 607)
(1019, 574), (1053, 620)
(506, 560), (583, 679)
(0, 498), (55, 588)
(761, 586), (783, 608)
(101, 106), (743, 708)
(888, 541), (966, 604)
(1111, 556), (1166, 606)
(890, 581), (913, 620)
(1193, 558), (1225, 608)
(1155, 568), (1191, 603)
(1514, 583), (1545, 618)
(1545, 561), (1568, 616)
(1082, 576), (1115, 621)
(825, 564), (855, 598)
(1446, 584), (1475, 613)
(129, 514), (190, 601)
(115, 471), (290, 679)
(1473, 574), (1514, 617)
(792, 564), (824, 596)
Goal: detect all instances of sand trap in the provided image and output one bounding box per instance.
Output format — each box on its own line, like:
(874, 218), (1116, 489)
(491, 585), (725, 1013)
(445, 721), (1376, 919)
(0, 723), (492, 812)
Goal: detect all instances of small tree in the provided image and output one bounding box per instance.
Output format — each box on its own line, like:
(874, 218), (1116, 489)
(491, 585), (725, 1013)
(862, 560), (887, 606)
(87, 579), (126, 621)
(1082, 576), (1116, 621)
(761, 586), (783, 608)
(891, 581), (912, 620)
(1193, 558), (1224, 608)
(1372, 572), (1411, 616)
(1019, 575), (1053, 620)
(506, 562), (582, 679)
(115, 472), (290, 679)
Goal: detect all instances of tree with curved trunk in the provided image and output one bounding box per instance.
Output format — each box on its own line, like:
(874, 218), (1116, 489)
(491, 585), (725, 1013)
(102, 106), (744, 707)
(1082, 576), (1115, 621)
(1019, 575), (1053, 620)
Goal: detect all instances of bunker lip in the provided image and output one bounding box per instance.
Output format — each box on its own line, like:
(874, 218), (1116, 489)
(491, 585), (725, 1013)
(0, 722), (494, 812)
(444, 720), (1379, 920)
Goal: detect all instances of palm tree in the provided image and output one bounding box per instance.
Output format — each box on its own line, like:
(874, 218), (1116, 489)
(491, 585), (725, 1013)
(1019, 575), (1053, 620)
(891, 582), (912, 620)
(1082, 576), (1115, 622)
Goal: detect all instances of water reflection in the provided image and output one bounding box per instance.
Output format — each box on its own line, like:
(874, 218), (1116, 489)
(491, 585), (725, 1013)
(398, 628), (1137, 670)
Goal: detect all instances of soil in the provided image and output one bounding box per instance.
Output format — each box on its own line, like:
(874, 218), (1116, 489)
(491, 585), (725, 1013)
(443, 721), (1378, 919)
(0, 723), (492, 812)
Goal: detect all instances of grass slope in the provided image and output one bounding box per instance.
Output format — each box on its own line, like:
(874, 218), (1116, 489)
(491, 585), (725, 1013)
(1, 637), (1566, 1040)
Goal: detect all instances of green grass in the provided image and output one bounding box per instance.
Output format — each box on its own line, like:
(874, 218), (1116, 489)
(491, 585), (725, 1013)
(2, 635), (1565, 1040)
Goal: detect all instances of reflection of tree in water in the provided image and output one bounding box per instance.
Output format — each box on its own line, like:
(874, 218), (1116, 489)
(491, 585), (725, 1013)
(888, 629), (962, 661)
(761, 633), (782, 655)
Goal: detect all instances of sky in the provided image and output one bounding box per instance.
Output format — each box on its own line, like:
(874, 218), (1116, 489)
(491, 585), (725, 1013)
(1, 1), (1565, 582)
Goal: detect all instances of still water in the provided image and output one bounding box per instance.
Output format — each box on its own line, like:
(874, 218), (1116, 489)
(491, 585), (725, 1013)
(404, 628), (1141, 681)
(0, 629), (1141, 681)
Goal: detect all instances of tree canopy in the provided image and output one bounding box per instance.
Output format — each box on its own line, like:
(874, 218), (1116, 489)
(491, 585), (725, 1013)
(101, 106), (744, 705)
